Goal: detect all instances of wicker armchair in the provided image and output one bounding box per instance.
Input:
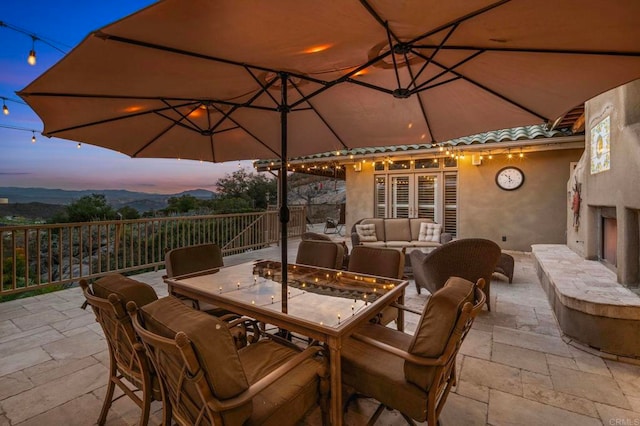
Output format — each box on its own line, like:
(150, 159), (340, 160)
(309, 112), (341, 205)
(410, 238), (500, 311)
(342, 277), (486, 425)
(128, 296), (329, 426)
(80, 274), (169, 425)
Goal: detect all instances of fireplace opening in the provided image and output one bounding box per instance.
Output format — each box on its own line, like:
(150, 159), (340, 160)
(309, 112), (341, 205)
(600, 209), (617, 268)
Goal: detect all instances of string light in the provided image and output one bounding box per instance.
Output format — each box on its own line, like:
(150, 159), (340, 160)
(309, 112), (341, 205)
(77, 142), (82, 149)
(31, 131), (36, 143)
(27, 36), (37, 66)
(2, 102), (8, 115)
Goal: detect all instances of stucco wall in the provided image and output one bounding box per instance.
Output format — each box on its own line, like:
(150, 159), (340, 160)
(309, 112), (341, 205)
(458, 149), (583, 252)
(574, 79), (640, 285)
(345, 163), (375, 232)
(345, 149), (583, 252)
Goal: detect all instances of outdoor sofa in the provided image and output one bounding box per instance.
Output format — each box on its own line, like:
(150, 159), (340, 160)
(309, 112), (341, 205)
(351, 218), (452, 250)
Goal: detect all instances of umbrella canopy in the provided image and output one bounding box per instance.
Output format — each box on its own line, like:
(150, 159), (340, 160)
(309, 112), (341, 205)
(19, 0), (640, 162)
(18, 0), (640, 309)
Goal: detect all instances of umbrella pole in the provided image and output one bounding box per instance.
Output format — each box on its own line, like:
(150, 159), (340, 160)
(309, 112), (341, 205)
(280, 73), (289, 314)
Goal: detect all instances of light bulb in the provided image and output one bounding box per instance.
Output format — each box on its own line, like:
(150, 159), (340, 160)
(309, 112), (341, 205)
(31, 133), (36, 143)
(28, 49), (36, 66)
(77, 142), (82, 149)
(2, 104), (8, 115)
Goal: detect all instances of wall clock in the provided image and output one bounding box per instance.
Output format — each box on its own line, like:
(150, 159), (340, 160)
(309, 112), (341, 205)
(495, 166), (525, 191)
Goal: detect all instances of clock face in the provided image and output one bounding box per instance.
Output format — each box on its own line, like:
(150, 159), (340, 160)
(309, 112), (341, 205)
(496, 167), (525, 191)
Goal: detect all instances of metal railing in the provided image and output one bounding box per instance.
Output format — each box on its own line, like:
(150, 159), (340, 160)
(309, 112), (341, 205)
(0, 207), (306, 296)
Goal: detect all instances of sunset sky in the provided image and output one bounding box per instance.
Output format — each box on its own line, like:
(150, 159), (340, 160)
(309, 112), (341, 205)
(0, 1), (254, 194)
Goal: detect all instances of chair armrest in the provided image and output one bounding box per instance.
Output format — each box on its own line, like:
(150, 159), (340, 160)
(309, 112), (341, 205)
(208, 344), (326, 411)
(351, 332), (447, 367)
(391, 302), (423, 316)
(440, 232), (452, 244)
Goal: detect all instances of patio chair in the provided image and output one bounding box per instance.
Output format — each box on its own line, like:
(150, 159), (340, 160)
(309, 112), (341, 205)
(296, 239), (346, 270)
(410, 238), (500, 311)
(302, 232), (350, 268)
(324, 203), (345, 235)
(165, 243), (225, 312)
(342, 277), (486, 425)
(127, 296), (330, 426)
(348, 245), (405, 326)
(80, 274), (168, 426)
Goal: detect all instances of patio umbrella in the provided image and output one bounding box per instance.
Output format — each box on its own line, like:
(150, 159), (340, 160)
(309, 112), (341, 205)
(18, 0), (640, 308)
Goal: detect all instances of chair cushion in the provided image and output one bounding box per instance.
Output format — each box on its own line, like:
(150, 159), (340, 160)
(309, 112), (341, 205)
(341, 323), (429, 422)
(141, 297), (250, 400)
(384, 218), (411, 242)
(409, 218), (434, 241)
(405, 277), (475, 389)
(165, 243), (223, 277)
(92, 273), (158, 308)
(240, 340), (321, 425)
(348, 246), (404, 279)
(418, 222), (442, 242)
(355, 223), (378, 242)
(296, 240), (344, 270)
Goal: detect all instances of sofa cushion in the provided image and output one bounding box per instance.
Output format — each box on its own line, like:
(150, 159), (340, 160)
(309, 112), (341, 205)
(355, 223), (378, 242)
(404, 277), (475, 389)
(411, 240), (441, 248)
(92, 273), (158, 309)
(361, 218), (385, 242)
(409, 218), (434, 241)
(384, 218), (411, 242)
(418, 222), (442, 243)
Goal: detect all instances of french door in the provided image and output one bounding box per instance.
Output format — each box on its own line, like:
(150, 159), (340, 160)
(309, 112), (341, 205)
(375, 172), (457, 236)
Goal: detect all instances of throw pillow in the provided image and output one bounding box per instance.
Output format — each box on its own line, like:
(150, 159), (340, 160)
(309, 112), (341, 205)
(355, 223), (377, 242)
(418, 222), (442, 243)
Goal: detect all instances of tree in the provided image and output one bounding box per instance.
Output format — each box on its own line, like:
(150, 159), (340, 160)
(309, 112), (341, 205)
(216, 170), (276, 210)
(50, 194), (117, 223)
(117, 206), (140, 220)
(165, 194), (199, 214)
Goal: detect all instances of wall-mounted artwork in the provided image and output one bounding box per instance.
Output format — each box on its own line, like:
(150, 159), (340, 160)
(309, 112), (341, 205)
(590, 115), (610, 174)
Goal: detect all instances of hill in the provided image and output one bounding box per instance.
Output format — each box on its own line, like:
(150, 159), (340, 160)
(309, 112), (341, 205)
(0, 187), (218, 212)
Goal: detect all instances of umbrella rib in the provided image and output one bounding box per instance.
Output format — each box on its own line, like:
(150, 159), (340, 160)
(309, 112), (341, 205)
(405, 56), (435, 143)
(245, 67), (280, 108)
(93, 31), (330, 88)
(208, 74), (276, 134)
(407, 0), (512, 46)
(408, 23), (459, 90)
(19, 91), (277, 112)
(41, 100), (200, 136)
(417, 57), (549, 122)
(289, 49), (394, 109)
(411, 49), (485, 92)
(359, 0), (401, 44)
(132, 120), (182, 158)
(290, 82), (348, 151)
(160, 99), (203, 132)
(412, 45), (640, 57)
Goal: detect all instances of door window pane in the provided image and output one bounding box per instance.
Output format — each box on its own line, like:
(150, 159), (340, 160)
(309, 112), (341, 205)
(391, 176), (410, 218)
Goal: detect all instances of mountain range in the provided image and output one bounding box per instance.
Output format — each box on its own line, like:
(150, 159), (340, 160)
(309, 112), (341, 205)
(0, 187), (217, 213)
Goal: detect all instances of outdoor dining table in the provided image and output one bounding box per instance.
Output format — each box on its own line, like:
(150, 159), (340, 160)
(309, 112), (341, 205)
(164, 259), (408, 426)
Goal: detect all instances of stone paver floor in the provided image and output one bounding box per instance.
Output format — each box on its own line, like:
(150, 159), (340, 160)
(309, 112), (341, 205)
(1, 239), (639, 425)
